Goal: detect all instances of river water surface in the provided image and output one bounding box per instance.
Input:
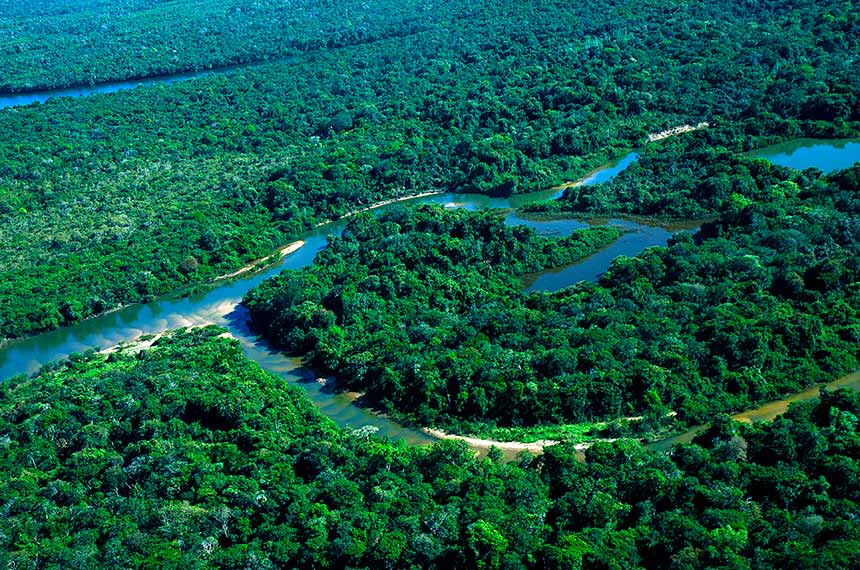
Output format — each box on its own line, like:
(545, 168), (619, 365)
(0, 60), (288, 109)
(2, 70), (859, 450)
(748, 137), (860, 173)
(0, 152), (659, 445)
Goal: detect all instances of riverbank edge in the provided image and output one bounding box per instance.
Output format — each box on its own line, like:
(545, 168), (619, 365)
(313, 190), (445, 228)
(214, 240), (305, 281)
(0, 190), (450, 348)
(0, 56), (290, 97)
(515, 209), (718, 232)
(0, 143), (637, 345)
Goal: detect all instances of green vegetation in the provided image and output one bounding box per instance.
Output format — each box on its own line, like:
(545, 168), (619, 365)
(472, 422), (602, 445)
(4, 2), (860, 565)
(2, 327), (859, 568)
(523, 133), (763, 219)
(0, 0), (441, 92)
(474, 412), (680, 445)
(522, 129), (860, 219)
(0, 328), (547, 568)
(3, 0), (860, 340)
(245, 206), (621, 430)
(246, 141), (860, 433)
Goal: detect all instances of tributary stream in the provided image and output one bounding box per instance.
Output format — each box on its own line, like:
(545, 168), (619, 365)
(2, 69), (859, 452)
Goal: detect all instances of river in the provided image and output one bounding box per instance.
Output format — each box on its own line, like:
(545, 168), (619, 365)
(2, 69), (859, 450)
(0, 60), (289, 110)
(0, 151), (665, 446)
(520, 218), (700, 294)
(0, 69), (221, 109)
(748, 137), (860, 173)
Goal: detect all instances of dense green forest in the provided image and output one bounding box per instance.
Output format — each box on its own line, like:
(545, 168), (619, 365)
(522, 130), (860, 219)
(4, 1), (860, 568)
(244, 206), (622, 431)
(522, 132), (768, 219)
(0, 0), (444, 92)
(2, 0), (860, 340)
(245, 140), (860, 435)
(2, 327), (859, 569)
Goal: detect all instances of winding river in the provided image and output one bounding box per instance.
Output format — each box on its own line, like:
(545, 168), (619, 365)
(0, 151), (662, 446)
(2, 60), (859, 452)
(0, 60), (288, 109)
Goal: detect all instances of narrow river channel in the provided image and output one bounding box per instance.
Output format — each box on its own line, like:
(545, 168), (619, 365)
(0, 151), (658, 445)
(2, 62), (859, 453)
(0, 59), (290, 109)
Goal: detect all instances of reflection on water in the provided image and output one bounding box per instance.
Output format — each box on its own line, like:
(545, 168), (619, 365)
(0, 69), (220, 109)
(223, 304), (438, 446)
(521, 219), (686, 293)
(749, 138), (860, 173)
(0, 152), (642, 443)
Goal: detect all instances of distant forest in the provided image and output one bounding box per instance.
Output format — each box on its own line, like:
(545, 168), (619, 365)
(0, 0), (441, 92)
(1, 0), (859, 339)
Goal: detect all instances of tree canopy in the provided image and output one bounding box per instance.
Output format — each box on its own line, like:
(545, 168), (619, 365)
(246, 140), (860, 435)
(2, 0), (860, 339)
(2, 327), (859, 569)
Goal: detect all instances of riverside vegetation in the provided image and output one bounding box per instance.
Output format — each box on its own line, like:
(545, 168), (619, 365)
(3, 1), (860, 568)
(2, 327), (859, 569)
(2, 0), (860, 339)
(245, 135), (860, 439)
(245, 206), (622, 432)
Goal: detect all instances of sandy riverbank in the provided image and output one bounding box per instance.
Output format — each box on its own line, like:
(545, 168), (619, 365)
(215, 240), (305, 281)
(314, 191), (444, 228)
(422, 428), (561, 454)
(97, 325), (230, 356)
(422, 427), (624, 455)
(98, 330), (173, 356)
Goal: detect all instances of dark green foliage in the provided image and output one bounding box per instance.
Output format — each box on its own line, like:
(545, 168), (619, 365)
(0, 328), (548, 569)
(3, 0), (860, 339)
(4, 1), (860, 567)
(245, 206), (621, 429)
(2, 327), (859, 568)
(523, 133), (762, 218)
(539, 389), (860, 570)
(246, 148), (860, 430)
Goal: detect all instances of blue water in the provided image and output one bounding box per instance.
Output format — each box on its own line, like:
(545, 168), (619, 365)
(0, 151), (644, 442)
(0, 58), (293, 109)
(0, 69), (222, 109)
(522, 220), (678, 293)
(750, 138), (860, 173)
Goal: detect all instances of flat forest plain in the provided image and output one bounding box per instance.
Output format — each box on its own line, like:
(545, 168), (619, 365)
(1, 0), (860, 568)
